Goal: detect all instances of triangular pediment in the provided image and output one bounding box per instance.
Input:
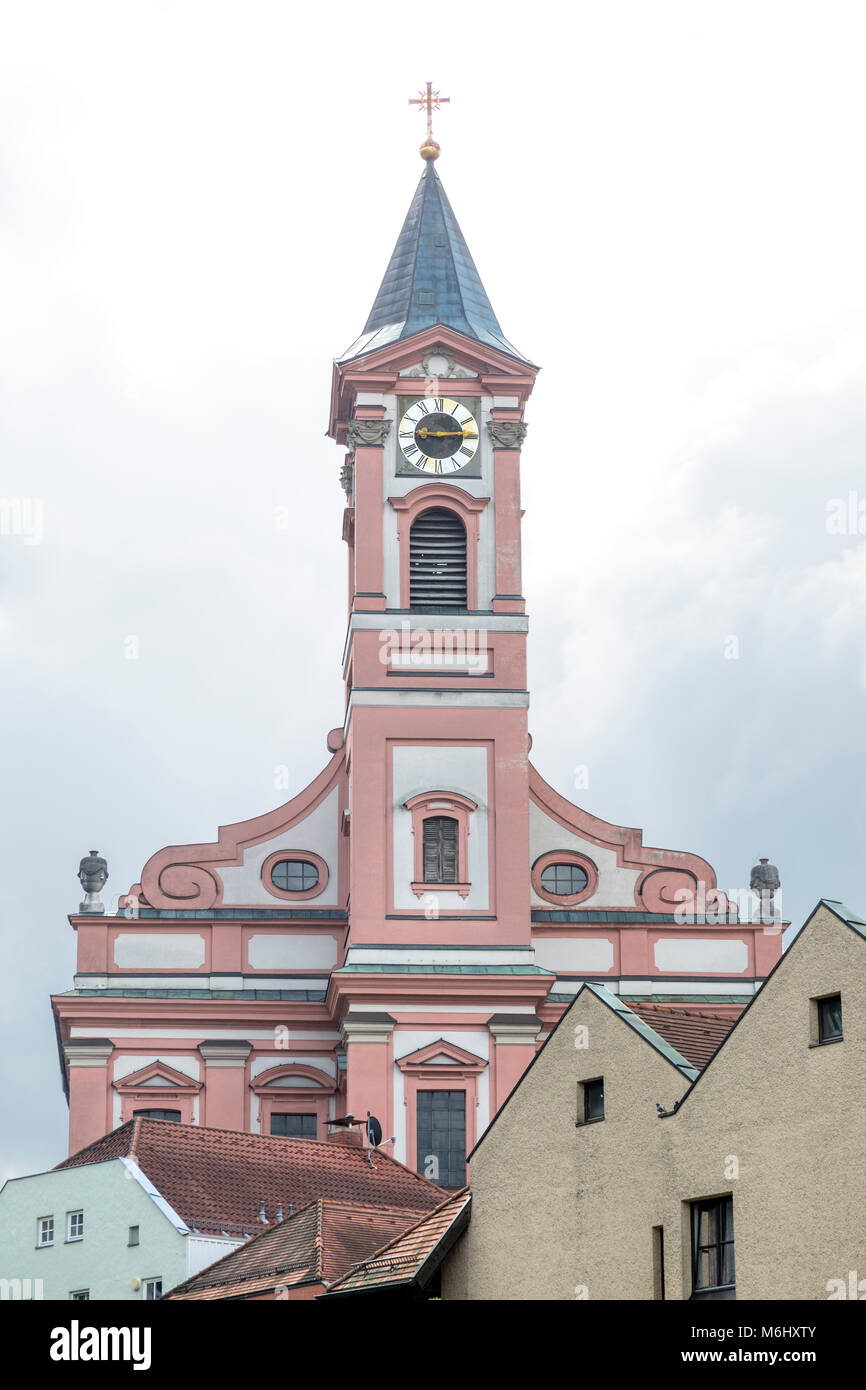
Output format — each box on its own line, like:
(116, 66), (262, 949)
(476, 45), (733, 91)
(114, 1061), (202, 1093)
(396, 1039), (487, 1072)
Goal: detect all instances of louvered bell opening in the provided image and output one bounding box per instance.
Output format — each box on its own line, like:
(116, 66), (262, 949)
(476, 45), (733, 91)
(409, 508), (467, 610)
(423, 816), (459, 883)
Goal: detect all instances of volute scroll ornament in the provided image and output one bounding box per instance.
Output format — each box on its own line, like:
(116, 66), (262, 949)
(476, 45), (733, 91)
(347, 419), (392, 448)
(487, 420), (528, 449)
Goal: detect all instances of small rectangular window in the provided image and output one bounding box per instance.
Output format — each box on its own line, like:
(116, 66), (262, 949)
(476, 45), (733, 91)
(270, 1113), (318, 1138)
(690, 1195), (735, 1300)
(66, 1210), (84, 1242)
(579, 1078), (604, 1123)
(70, 1289), (90, 1301)
(143, 1278), (162, 1300)
(37, 1216), (54, 1247)
(128, 1225), (140, 1247)
(818, 993), (843, 1043)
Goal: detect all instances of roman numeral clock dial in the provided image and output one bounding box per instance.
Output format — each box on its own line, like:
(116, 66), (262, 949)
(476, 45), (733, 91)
(398, 397), (480, 474)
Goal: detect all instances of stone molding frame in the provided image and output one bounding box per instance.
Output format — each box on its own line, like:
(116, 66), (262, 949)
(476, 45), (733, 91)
(387, 484), (489, 611)
(404, 790), (477, 900)
(531, 849), (599, 908)
(260, 848), (330, 903)
(113, 1059), (203, 1126)
(250, 1063), (336, 1140)
(397, 1039), (487, 1187)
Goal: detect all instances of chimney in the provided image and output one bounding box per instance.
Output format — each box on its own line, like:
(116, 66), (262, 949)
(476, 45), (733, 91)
(324, 1128), (363, 1147)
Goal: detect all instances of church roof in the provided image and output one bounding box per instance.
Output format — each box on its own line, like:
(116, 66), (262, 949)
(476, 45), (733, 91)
(54, 1118), (445, 1237)
(339, 161), (532, 366)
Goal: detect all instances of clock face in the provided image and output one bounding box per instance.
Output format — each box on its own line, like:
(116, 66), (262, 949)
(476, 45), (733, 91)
(398, 397), (480, 474)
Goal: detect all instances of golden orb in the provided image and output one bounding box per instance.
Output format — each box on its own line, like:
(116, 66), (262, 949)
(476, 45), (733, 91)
(420, 138), (441, 161)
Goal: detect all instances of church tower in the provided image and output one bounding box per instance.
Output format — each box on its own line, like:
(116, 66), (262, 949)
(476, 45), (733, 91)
(328, 130), (544, 1163)
(53, 100), (784, 1183)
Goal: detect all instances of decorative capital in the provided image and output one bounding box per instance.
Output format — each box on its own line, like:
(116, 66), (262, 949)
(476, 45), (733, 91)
(487, 420), (528, 450)
(339, 455), (354, 497)
(347, 418), (392, 448)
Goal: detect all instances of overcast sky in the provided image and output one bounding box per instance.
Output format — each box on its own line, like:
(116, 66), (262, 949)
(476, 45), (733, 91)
(2, 0), (865, 1179)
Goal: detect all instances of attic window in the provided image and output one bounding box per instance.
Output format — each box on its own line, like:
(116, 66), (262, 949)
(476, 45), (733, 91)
(579, 1078), (605, 1124)
(541, 863), (588, 897)
(817, 993), (843, 1043)
(262, 850), (329, 902)
(416, 289), (436, 306)
(272, 859), (319, 892)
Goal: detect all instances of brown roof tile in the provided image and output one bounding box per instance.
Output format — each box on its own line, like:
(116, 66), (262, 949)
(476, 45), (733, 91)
(164, 1198), (428, 1300)
(54, 1120), (445, 1236)
(628, 1001), (743, 1069)
(324, 1188), (471, 1298)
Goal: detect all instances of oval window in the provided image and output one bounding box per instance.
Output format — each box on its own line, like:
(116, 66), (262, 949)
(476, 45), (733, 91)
(540, 863), (588, 897)
(271, 859), (319, 893)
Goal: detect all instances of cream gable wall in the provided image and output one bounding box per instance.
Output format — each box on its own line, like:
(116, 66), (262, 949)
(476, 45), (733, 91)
(528, 801), (642, 910)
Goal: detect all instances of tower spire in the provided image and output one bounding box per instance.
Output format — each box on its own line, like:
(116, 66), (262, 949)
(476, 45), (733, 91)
(409, 81), (450, 161)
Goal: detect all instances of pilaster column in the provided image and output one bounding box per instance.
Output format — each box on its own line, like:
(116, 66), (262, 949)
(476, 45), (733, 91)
(198, 1040), (252, 1131)
(488, 1013), (540, 1111)
(341, 1012), (395, 1140)
(64, 1039), (114, 1155)
(348, 413), (391, 613)
(488, 418), (527, 615)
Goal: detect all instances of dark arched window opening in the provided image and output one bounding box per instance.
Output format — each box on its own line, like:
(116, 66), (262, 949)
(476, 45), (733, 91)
(423, 816), (459, 883)
(410, 508), (467, 610)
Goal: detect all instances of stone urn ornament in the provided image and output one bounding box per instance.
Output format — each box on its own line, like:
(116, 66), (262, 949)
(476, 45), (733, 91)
(750, 857), (781, 924)
(78, 849), (109, 914)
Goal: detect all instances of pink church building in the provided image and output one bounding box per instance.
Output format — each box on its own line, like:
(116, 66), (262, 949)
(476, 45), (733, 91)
(53, 137), (784, 1185)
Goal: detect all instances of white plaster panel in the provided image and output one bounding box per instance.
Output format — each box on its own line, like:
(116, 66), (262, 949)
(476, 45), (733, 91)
(346, 948), (532, 966)
(653, 938), (750, 974)
(218, 785), (340, 906)
(392, 745), (489, 910)
(250, 1054), (336, 1079)
(247, 934), (338, 971)
(113, 934), (206, 970)
(476, 1068), (490, 1137)
(393, 1030), (490, 1062)
(188, 1236), (244, 1277)
(265, 1077), (323, 1088)
(528, 801), (642, 909)
(393, 1064), (406, 1164)
(352, 1003), (535, 1014)
(112, 1055), (200, 1081)
(531, 937), (616, 974)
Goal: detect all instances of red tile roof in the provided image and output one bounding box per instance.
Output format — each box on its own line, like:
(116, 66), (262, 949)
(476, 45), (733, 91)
(324, 1188), (471, 1298)
(55, 1120), (445, 1236)
(628, 1002), (742, 1069)
(164, 1199), (427, 1300)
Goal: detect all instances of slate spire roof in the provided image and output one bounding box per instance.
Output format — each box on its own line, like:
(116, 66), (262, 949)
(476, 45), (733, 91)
(339, 161), (532, 365)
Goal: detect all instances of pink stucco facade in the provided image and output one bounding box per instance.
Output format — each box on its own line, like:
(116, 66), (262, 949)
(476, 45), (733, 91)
(53, 163), (784, 1185)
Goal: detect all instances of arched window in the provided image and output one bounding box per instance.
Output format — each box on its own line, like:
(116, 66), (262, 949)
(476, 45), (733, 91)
(423, 816), (459, 883)
(409, 508), (467, 610)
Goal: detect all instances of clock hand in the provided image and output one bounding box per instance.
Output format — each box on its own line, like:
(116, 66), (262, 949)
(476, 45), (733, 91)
(416, 428), (478, 439)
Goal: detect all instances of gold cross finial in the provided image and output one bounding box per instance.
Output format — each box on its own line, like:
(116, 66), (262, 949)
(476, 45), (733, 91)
(409, 82), (450, 161)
